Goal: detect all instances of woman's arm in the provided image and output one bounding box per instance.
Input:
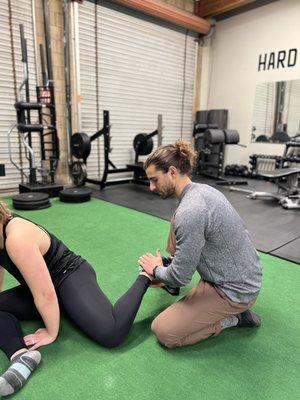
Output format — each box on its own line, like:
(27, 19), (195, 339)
(6, 234), (60, 348)
(0, 266), (4, 292)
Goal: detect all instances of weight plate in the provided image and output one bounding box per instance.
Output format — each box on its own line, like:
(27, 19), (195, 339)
(133, 133), (154, 156)
(12, 192), (50, 203)
(71, 132), (91, 159)
(12, 192), (51, 210)
(70, 161), (87, 187)
(59, 188), (92, 203)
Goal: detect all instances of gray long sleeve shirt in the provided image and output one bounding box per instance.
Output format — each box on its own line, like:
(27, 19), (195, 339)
(155, 183), (262, 303)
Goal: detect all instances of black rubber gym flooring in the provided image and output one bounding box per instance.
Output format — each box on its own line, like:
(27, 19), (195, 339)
(91, 177), (300, 264)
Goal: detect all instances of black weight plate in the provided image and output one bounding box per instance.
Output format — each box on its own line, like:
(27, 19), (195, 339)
(13, 194), (51, 210)
(12, 192), (50, 203)
(59, 195), (90, 203)
(59, 188), (92, 203)
(13, 200), (51, 210)
(133, 134), (154, 156)
(70, 161), (87, 187)
(71, 132), (91, 159)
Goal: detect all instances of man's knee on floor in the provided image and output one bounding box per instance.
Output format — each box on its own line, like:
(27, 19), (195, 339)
(151, 317), (179, 348)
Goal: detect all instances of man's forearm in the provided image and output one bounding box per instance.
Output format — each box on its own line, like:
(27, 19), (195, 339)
(155, 264), (187, 288)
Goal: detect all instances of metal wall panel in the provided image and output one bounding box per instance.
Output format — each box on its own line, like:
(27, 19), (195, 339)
(0, 0), (38, 192)
(77, 0), (197, 180)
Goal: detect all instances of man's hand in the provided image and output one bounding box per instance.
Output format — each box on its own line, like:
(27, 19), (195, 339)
(24, 328), (57, 350)
(138, 249), (163, 276)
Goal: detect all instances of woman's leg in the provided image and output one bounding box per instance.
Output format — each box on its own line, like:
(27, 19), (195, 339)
(58, 261), (151, 347)
(0, 288), (41, 397)
(0, 285), (40, 321)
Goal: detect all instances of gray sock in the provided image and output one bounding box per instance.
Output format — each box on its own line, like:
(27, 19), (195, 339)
(0, 350), (41, 396)
(220, 315), (239, 330)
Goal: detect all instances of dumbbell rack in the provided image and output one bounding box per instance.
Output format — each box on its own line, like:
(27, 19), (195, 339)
(249, 155), (282, 178)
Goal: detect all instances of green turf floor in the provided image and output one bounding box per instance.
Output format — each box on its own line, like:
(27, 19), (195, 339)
(1, 197), (299, 400)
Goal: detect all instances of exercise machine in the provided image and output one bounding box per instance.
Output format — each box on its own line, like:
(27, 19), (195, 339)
(70, 112), (163, 189)
(193, 109), (247, 185)
(230, 140), (300, 209)
(7, 25), (62, 197)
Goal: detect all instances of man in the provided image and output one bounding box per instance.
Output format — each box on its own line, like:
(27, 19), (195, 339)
(139, 140), (262, 348)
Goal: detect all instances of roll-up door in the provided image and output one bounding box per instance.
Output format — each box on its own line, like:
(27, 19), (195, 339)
(77, 0), (197, 180)
(0, 0), (38, 192)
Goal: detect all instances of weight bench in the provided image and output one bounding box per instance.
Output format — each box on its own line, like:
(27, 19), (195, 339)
(230, 167), (300, 209)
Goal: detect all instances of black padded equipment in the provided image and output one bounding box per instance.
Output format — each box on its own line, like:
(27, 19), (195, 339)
(203, 129), (225, 144)
(12, 192), (51, 210)
(224, 129), (239, 144)
(59, 187), (92, 203)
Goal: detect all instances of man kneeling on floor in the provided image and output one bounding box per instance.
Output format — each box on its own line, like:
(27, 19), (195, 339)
(138, 140), (262, 348)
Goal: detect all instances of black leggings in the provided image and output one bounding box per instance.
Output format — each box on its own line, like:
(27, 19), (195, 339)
(0, 262), (150, 358)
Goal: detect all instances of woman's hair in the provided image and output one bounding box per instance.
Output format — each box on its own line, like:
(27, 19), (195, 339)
(144, 140), (196, 175)
(0, 200), (11, 226)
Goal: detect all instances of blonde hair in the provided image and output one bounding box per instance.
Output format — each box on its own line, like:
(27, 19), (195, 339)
(0, 200), (12, 249)
(144, 140), (196, 175)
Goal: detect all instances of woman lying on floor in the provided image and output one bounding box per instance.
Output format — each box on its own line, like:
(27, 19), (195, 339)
(0, 200), (152, 396)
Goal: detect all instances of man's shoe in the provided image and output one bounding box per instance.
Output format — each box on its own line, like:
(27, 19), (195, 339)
(162, 256), (172, 267)
(162, 286), (180, 296)
(236, 310), (262, 328)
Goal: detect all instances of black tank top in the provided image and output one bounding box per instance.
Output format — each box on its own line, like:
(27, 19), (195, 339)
(0, 215), (84, 288)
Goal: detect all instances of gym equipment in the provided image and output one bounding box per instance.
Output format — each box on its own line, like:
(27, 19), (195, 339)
(70, 112), (163, 189)
(59, 188), (92, 203)
(194, 109), (237, 178)
(12, 192), (51, 210)
(249, 154), (282, 178)
(249, 139), (300, 178)
(231, 140), (300, 209)
(70, 161), (87, 187)
(230, 168), (300, 209)
(7, 25), (62, 197)
(270, 130), (290, 143)
(255, 135), (270, 143)
(280, 140), (300, 168)
(224, 164), (250, 178)
(193, 110), (246, 183)
(127, 114), (163, 185)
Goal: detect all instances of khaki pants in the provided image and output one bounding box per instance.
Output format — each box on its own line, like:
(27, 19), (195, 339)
(151, 280), (255, 348)
(152, 221), (255, 348)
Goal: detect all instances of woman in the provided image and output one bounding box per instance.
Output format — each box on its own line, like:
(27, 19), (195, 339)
(0, 200), (152, 396)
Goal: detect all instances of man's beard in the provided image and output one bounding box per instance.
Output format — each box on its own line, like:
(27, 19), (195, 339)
(159, 184), (175, 199)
